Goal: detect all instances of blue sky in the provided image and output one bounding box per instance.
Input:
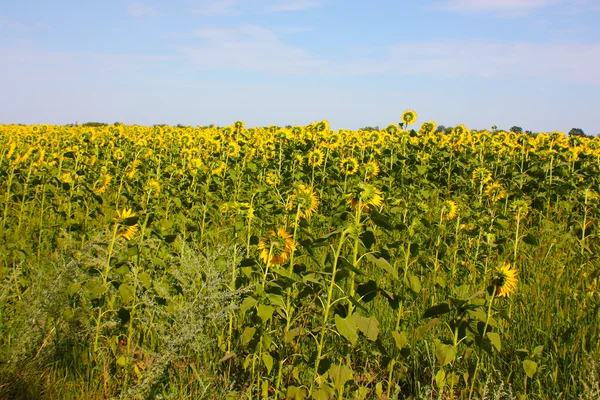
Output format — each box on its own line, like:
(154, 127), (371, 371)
(1, 0), (599, 133)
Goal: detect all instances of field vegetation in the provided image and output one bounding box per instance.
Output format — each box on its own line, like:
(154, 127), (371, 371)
(0, 114), (599, 399)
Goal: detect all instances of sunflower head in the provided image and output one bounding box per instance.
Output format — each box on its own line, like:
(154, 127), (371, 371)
(510, 199), (530, 221)
(114, 208), (139, 240)
(288, 184), (319, 219)
(419, 121), (437, 135)
(339, 156), (359, 176)
(401, 110), (418, 126)
(347, 182), (384, 211)
(363, 160), (380, 180)
(485, 182), (506, 202)
(472, 167), (492, 185)
(490, 263), (518, 297)
(257, 227), (296, 266)
(308, 148), (325, 168)
(265, 171), (280, 186)
(441, 199), (458, 221)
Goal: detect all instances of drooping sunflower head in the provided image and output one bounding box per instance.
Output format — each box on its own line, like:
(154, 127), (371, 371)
(510, 199), (530, 221)
(307, 148), (325, 168)
(490, 263), (518, 297)
(363, 160), (380, 180)
(347, 182), (384, 211)
(441, 199), (458, 221)
(401, 110), (418, 126)
(472, 167), (492, 185)
(485, 182), (506, 202)
(257, 227), (296, 266)
(114, 208), (139, 241)
(339, 156), (359, 176)
(113, 149), (125, 161)
(211, 160), (227, 176)
(288, 184), (319, 219)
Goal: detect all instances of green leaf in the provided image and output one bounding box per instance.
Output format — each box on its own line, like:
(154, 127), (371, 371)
(392, 331), (407, 349)
(523, 360), (537, 378)
(366, 254), (397, 279)
(522, 233), (539, 246)
(335, 314), (358, 345)
(241, 327), (256, 346)
(487, 332), (502, 352)
(257, 304), (275, 323)
(329, 364), (353, 390)
(435, 343), (456, 367)
(68, 282), (81, 295)
(360, 230), (376, 249)
(262, 353), (274, 374)
(139, 272), (152, 289)
(435, 369), (446, 389)
(267, 293), (286, 309)
(423, 303), (451, 318)
(352, 314), (379, 341)
(416, 318), (440, 339)
(406, 272), (421, 293)
(239, 296), (257, 315)
(118, 284), (135, 304)
(286, 386), (308, 400)
(284, 327), (303, 344)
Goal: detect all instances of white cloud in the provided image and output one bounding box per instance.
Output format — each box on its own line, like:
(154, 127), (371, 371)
(431, 0), (560, 15)
(127, 2), (159, 17)
(267, 0), (324, 12)
(171, 24), (600, 85)
(192, 0), (239, 16)
(175, 24), (326, 74)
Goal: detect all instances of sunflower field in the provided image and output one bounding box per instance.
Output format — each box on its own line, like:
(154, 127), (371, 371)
(0, 114), (599, 399)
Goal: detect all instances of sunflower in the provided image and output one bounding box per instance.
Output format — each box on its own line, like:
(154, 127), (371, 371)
(226, 141), (241, 158)
(288, 184), (319, 219)
(401, 110), (418, 126)
(485, 182), (506, 202)
(211, 161), (227, 176)
(257, 227), (296, 265)
(441, 199), (458, 221)
(347, 182), (384, 211)
(419, 121), (437, 135)
(114, 208), (139, 241)
(472, 167), (492, 185)
(363, 160), (380, 180)
(94, 174), (112, 195)
(293, 153), (304, 167)
(113, 149), (125, 161)
(491, 263), (518, 297)
(339, 156), (359, 176)
(265, 171), (280, 186)
(308, 148), (325, 168)
(144, 179), (161, 197)
(510, 199), (530, 221)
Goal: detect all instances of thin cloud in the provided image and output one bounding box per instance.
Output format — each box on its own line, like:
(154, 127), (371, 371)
(192, 0), (239, 16)
(127, 2), (159, 17)
(267, 0), (324, 12)
(174, 24), (326, 74)
(431, 0), (560, 14)
(171, 25), (600, 85)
